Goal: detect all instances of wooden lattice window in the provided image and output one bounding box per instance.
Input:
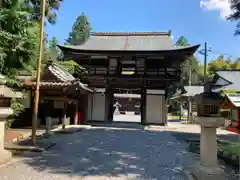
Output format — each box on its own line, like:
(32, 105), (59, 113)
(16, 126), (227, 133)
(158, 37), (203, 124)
(203, 104), (218, 114)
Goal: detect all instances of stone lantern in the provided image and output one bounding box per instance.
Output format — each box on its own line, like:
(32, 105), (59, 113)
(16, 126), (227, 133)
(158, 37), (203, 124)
(0, 74), (19, 164)
(0, 108), (13, 164)
(192, 91), (226, 180)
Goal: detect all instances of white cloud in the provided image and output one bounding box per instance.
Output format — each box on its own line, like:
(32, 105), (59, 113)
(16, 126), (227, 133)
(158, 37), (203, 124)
(200, 0), (231, 19)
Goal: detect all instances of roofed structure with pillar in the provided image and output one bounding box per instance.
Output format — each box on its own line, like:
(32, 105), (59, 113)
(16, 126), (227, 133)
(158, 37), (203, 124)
(58, 31), (200, 125)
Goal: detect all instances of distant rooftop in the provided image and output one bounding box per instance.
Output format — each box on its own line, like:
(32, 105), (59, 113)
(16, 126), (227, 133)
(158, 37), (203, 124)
(212, 70), (240, 92)
(171, 86), (204, 100)
(183, 86), (204, 97)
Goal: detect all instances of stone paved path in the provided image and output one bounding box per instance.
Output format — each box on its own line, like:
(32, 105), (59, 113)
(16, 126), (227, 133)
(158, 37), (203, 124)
(0, 127), (197, 180)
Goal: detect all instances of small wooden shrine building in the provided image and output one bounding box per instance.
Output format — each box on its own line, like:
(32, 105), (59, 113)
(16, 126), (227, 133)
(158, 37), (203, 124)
(171, 86), (204, 121)
(210, 70), (240, 134)
(58, 32), (200, 125)
(22, 61), (93, 127)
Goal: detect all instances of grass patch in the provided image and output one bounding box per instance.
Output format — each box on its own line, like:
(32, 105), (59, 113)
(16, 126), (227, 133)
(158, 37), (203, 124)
(219, 142), (240, 156)
(168, 115), (180, 119)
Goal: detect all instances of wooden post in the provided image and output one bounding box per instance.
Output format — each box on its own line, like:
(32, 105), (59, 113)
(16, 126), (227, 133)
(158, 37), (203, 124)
(32, 0), (46, 145)
(62, 101), (67, 129)
(140, 86), (146, 125)
(74, 100), (79, 125)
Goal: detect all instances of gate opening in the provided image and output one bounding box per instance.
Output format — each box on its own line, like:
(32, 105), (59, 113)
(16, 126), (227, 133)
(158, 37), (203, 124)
(113, 91), (141, 123)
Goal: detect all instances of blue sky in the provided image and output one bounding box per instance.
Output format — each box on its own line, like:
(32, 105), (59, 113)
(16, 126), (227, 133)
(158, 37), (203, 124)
(45, 0), (240, 63)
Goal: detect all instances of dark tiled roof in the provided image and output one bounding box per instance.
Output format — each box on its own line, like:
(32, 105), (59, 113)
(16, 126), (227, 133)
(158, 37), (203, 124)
(92, 32), (171, 36)
(212, 71), (240, 92)
(45, 62), (75, 82)
(25, 81), (93, 92)
(58, 31), (200, 52)
(25, 62), (93, 93)
(25, 81), (72, 87)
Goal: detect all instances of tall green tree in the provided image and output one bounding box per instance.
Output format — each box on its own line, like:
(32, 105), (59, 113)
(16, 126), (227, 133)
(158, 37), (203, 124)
(207, 55), (232, 75)
(0, 0), (39, 76)
(176, 36), (201, 86)
(48, 36), (59, 60)
(176, 36), (189, 46)
(23, 0), (63, 24)
(66, 13), (91, 45)
(168, 36), (201, 104)
(228, 0), (240, 35)
(231, 57), (240, 70)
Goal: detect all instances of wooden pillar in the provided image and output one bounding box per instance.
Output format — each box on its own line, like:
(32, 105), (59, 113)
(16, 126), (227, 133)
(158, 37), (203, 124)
(188, 97), (192, 123)
(30, 90), (35, 122)
(105, 85), (113, 122)
(108, 87), (114, 122)
(179, 100), (182, 121)
(105, 59), (113, 122)
(74, 100), (79, 125)
(141, 58), (147, 125)
(62, 100), (67, 129)
(140, 87), (146, 125)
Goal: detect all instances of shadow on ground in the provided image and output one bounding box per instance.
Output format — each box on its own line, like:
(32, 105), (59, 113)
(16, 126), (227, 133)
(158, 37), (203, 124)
(86, 122), (146, 129)
(17, 128), (194, 179)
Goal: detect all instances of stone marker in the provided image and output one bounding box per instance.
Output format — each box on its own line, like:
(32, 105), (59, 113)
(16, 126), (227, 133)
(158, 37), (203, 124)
(46, 117), (52, 135)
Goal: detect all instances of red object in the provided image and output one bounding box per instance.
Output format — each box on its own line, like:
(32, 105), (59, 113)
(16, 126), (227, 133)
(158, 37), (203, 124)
(75, 112), (83, 124)
(227, 127), (240, 134)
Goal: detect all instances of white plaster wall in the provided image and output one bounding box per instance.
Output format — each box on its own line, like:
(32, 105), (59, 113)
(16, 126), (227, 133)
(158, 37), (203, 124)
(87, 90), (106, 121)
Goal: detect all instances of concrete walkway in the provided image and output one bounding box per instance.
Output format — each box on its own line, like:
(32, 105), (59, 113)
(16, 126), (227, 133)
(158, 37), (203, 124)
(0, 126), (197, 180)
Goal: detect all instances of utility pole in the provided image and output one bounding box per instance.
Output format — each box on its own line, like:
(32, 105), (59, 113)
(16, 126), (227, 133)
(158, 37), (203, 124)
(32, 0), (46, 145)
(188, 66), (192, 123)
(199, 42), (211, 83)
(203, 42), (207, 79)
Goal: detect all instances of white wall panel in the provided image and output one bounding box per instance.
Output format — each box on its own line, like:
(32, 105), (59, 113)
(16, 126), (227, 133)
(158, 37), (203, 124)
(146, 94), (165, 124)
(87, 91), (106, 121)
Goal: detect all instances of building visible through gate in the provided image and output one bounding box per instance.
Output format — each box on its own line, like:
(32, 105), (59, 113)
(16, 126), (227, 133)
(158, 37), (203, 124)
(58, 32), (199, 125)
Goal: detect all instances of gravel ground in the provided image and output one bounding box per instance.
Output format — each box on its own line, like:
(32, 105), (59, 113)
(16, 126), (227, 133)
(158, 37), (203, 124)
(0, 127), (197, 180)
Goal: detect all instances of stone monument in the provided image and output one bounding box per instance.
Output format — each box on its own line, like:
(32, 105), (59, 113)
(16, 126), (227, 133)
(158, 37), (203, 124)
(46, 117), (52, 135)
(0, 108), (13, 164)
(191, 91), (226, 180)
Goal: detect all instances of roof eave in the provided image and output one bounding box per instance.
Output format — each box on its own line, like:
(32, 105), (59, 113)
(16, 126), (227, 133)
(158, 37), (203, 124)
(57, 44), (200, 55)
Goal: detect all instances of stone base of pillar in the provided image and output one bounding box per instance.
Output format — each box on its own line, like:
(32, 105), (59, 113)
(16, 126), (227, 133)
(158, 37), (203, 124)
(191, 164), (226, 180)
(0, 108), (13, 165)
(191, 116), (227, 180)
(0, 150), (12, 165)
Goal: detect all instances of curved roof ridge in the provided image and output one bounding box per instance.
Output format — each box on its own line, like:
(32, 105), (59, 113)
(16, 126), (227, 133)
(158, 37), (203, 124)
(91, 31), (171, 36)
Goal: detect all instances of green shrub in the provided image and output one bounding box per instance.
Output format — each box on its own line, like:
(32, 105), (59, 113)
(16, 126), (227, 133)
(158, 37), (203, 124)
(6, 98), (25, 129)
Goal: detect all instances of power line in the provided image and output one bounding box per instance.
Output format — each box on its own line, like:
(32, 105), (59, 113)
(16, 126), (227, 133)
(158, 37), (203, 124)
(208, 50), (233, 58)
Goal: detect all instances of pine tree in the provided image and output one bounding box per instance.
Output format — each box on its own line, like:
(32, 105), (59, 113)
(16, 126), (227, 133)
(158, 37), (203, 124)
(48, 36), (59, 60)
(66, 13), (91, 45)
